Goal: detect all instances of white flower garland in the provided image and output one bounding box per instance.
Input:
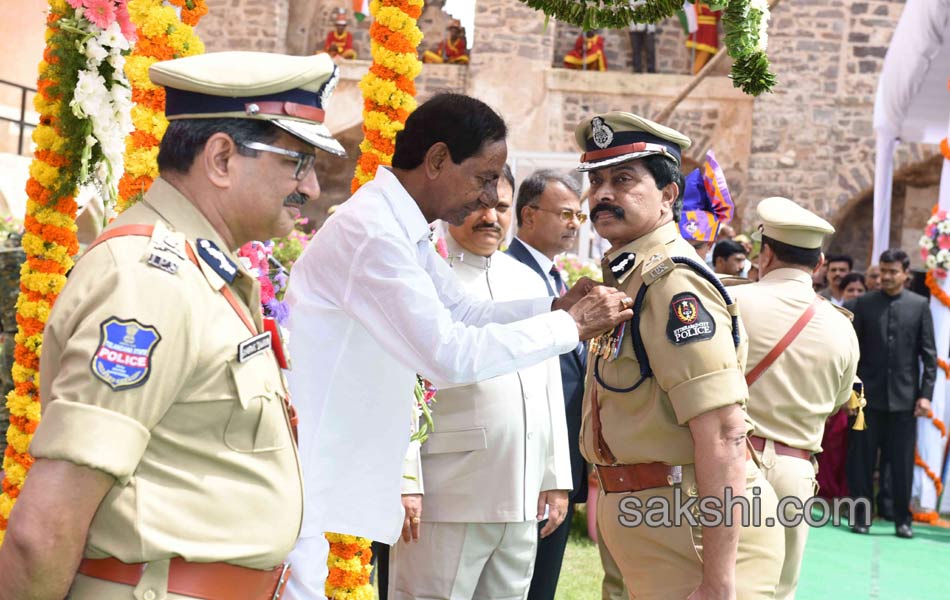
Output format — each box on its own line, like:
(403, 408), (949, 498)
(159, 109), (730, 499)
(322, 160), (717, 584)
(63, 9), (134, 207)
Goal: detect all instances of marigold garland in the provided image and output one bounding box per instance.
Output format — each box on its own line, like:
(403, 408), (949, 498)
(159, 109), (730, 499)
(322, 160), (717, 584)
(325, 532), (374, 600)
(115, 0), (206, 212)
(350, 0), (424, 193)
(0, 0), (86, 543)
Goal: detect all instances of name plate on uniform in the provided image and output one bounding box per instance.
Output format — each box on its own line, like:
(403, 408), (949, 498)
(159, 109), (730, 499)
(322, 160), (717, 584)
(238, 331), (272, 363)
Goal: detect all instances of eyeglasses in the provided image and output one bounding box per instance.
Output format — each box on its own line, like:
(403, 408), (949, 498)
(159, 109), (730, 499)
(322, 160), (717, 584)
(530, 206), (588, 224)
(240, 141), (316, 181)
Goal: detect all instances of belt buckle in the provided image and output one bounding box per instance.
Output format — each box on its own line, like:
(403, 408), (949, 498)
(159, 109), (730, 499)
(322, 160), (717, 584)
(272, 563), (291, 600)
(666, 465), (682, 487)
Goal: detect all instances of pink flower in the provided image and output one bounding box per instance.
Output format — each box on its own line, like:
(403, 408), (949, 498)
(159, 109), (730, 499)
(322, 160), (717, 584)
(82, 0), (116, 29)
(936, 268), (948, 280)
(66, 0), (84, 8)
(926, 224), (937, 237)
(922, 248), (931, 262)
(937, 235), (950, 250)
(435, 237), (448, 259)
(115, 1), (136, 42)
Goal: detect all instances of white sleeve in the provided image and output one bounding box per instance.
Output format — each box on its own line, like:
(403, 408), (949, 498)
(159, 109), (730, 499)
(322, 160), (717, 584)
(425, 244), (555, 326)
(541, 356), (573, 492)
(343, 233), (579, 387)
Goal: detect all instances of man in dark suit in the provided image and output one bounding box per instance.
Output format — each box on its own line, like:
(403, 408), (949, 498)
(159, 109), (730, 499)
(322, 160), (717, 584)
(506, 169), (587, 600)
(845, 248), (937, 539)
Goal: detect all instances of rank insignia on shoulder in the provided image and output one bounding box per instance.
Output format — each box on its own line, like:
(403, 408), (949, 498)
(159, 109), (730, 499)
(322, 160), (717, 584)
(608, 252), (636, 279)
(91, 317), (161, 390)
(666, 292), (715, 345)
(642, 246), (675, 285)
(144, 221), (186, 275)
(197, 238), (238, 284)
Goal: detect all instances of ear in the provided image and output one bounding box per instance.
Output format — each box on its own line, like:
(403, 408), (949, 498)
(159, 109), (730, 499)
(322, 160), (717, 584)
(660, 182), (679, 213)
(519, 204), (534, 229)
(202, 132), (238, 190)
(424, 142), (451, 181)
(814, 252), (826, 275)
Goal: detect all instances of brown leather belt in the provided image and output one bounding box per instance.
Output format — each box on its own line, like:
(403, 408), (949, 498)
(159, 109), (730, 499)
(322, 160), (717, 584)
(749, 435), (812, 461)
(595, 462), (684, 494)
(77, 557), (290, 600)
(596, 447), (753, 494)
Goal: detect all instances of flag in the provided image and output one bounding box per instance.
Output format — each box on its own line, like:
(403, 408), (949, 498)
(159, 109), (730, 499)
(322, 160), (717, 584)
(353, 0), (370, 21)
(676, 1), (698, 35)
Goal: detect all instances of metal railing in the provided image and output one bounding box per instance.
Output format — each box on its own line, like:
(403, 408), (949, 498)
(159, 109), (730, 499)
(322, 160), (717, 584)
(0, 79), (38, 156)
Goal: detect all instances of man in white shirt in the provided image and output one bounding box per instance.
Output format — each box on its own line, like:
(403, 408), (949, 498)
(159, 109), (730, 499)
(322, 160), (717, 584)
(284, 93), (633, 599)
(389, 167), (572, 599)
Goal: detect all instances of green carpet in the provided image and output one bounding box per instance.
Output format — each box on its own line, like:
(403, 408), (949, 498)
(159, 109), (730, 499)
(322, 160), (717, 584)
(796, 520), (950, 600)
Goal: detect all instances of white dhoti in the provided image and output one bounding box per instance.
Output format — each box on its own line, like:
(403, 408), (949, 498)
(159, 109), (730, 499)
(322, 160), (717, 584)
(285, 535), (330, 600)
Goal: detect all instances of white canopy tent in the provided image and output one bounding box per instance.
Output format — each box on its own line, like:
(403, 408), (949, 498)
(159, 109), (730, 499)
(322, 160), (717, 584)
(872, 0), (950, 514)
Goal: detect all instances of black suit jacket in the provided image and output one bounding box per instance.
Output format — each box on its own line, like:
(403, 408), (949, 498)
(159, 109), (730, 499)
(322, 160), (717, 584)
(846, 289), (937, 412)
(507, 238), (588, 503)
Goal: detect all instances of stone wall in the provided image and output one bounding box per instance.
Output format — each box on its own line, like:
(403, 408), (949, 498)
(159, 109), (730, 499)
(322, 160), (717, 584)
(198, 0), (290, 53)
(745, 0), (936, 235)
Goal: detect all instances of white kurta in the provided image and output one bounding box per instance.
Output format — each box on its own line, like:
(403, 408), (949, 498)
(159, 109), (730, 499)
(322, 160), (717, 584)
(406, 237), (573, 523)
(283, 167), (578, 599)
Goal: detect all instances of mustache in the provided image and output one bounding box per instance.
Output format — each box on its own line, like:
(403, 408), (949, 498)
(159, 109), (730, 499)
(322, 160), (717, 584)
(283, 192), (308, 207)
(473, 223), (502, 234)
(590, 203), (625, 221)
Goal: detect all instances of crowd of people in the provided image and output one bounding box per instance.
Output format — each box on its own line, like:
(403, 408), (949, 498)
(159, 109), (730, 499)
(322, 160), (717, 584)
(0, 45), (940, 600)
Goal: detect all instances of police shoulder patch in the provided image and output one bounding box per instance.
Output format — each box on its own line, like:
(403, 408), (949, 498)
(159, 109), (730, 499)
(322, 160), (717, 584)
(641, 245), (675, 285)
(91, 317), (161, 390)
(666, 292), (716, 345)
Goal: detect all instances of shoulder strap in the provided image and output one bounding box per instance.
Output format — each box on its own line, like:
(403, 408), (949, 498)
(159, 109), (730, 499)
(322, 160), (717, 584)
(745, 296), (822, 386)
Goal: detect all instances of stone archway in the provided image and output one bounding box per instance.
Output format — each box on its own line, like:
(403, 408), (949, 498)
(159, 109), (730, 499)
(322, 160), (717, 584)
(828, 154), (944, 271)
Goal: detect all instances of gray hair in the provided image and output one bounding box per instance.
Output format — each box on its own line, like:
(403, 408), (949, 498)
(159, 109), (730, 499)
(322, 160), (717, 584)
(515, 169), (582, 227)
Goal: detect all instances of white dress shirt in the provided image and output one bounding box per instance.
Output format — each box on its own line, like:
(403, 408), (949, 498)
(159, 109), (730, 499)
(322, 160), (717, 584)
(516, 236), (559, 294)
(286, 166), (579, 544)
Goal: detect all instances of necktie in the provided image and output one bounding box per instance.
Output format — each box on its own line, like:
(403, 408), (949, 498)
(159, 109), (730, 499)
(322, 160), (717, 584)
(550, 266), (568, 296)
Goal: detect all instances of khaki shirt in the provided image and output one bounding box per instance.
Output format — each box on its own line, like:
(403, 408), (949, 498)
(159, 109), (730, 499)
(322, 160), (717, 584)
(31, 178), (302, 569)
(731, 268), (859, 453)
(580, 222), (750, 467)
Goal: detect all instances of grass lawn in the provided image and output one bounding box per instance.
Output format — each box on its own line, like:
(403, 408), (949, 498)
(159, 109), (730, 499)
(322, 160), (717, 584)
(555, 506), (605, 600)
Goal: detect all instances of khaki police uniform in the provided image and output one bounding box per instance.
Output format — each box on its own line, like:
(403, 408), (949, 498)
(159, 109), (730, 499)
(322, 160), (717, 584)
(27, 51), (346, 599)
(731, 197), (860, 600)
(575, 112), (784, 600)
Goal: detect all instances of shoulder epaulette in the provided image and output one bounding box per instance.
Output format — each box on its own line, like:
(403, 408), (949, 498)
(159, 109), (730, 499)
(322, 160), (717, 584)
(641, 245), (675, 285)
(142, 221), (187, 275)
(832, 303), (854, 321)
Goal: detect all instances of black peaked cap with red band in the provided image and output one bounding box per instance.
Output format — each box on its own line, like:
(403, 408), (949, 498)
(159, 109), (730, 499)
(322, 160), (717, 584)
(574, 111), (691, 172)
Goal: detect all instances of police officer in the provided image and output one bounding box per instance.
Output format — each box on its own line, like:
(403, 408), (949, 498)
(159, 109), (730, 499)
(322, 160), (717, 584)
(0, 51), (345, 599)
(732, 197), (859, 599)
(576, 112), (784, 599)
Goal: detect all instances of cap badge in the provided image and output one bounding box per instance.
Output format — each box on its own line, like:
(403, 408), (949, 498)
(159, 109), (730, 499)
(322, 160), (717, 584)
(591, 116), (614, 149)
(319, 66), (340, 112)
(246, 103), (260, 116)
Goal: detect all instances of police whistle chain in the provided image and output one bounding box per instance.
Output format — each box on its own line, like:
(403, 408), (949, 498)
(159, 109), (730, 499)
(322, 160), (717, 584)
(594, 256), (739, 394)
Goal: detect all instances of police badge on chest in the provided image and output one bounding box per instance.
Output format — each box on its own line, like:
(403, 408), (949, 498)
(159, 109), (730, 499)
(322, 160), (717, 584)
(666, 292), (715, 345)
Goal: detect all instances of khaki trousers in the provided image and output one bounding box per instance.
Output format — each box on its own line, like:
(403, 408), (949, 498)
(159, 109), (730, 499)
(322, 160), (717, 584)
(598, 459), (784, 600)
(389, 521), (537, 600)
(758, 439), (818, 600)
